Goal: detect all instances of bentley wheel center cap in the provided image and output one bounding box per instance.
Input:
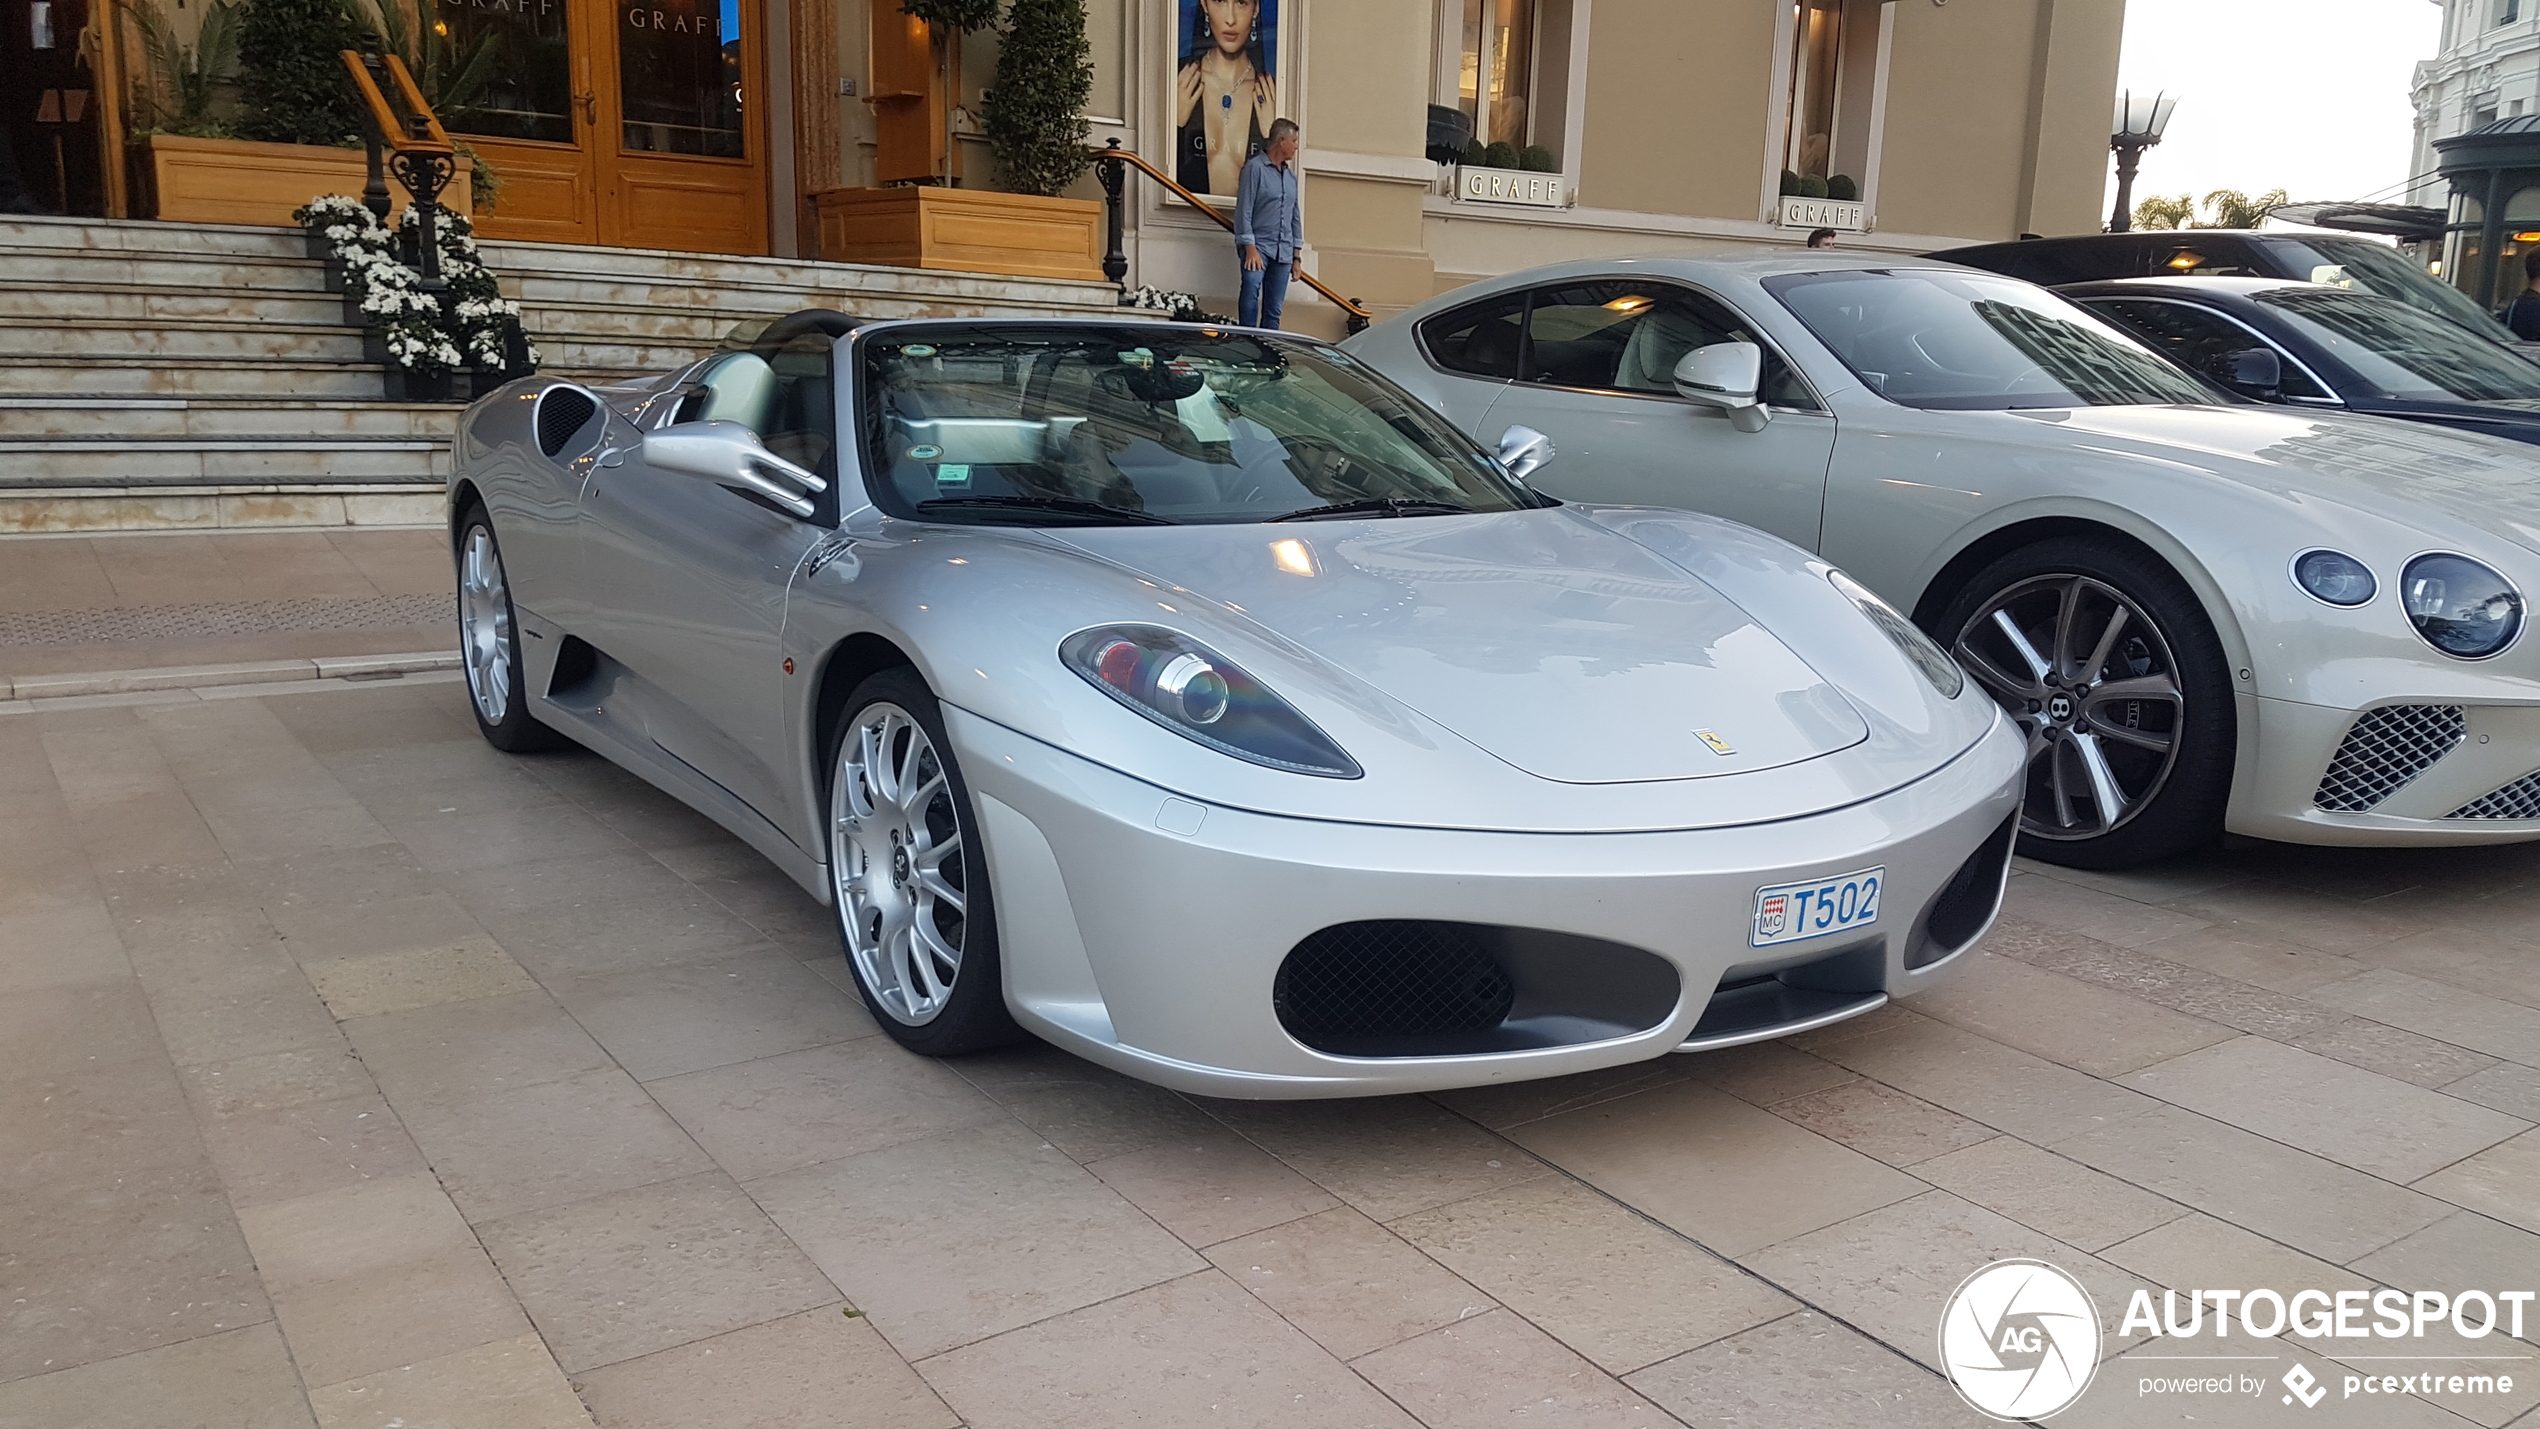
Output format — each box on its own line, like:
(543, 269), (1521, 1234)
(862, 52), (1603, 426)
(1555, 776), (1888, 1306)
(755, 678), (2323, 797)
(2048, 692), (2074, 724)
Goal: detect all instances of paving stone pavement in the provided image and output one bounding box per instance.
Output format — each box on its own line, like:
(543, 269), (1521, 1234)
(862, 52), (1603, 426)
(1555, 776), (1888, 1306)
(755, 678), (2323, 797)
(3, 673), (2539, 1427)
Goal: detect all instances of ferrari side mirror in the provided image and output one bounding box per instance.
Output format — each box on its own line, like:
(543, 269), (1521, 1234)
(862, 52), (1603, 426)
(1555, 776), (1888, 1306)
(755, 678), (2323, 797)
(643, 421), (828, 519)
(1496, 424), (1555, 480)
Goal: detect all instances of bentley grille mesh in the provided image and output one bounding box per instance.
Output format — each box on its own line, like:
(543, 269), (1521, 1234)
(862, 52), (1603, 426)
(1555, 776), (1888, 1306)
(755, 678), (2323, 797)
(2450, 771), (2540, 821)
(536, 388), (599, 457)
(1274, 921), (1515, 1054)
(2313, 705), (2467, 813)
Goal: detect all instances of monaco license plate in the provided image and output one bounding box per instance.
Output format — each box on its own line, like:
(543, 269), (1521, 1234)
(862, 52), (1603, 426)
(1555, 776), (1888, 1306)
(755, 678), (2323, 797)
(1751, 867), (1883, 948)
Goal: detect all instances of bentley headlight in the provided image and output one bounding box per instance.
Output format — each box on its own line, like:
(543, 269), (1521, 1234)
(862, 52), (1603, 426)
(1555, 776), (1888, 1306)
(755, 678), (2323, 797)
(1829, 568), (1965, 699)
(2402, 554), (2523, 659)
(2292, 549), (2375, 607)
(1062, 625), (1362, 778)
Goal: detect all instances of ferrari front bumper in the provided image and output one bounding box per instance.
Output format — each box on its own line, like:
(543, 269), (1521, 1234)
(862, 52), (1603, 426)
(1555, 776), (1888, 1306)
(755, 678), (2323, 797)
(946, 705), (2026, 1098)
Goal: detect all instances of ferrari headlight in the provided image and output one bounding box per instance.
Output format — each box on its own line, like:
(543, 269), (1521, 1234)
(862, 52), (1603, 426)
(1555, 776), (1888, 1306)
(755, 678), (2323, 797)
(1829, 569), (1965, 699)
(1062, 625), (1362, 778)
(2402, 554), (2523, 659)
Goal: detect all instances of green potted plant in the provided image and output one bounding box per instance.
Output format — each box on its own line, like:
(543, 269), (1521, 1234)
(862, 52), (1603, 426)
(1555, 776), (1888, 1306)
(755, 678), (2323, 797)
(817, 0), (1103, 280)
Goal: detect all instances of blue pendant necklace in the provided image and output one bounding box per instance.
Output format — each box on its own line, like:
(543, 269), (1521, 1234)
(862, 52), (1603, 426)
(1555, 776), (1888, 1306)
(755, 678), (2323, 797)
(1221, 94), (1233, 109)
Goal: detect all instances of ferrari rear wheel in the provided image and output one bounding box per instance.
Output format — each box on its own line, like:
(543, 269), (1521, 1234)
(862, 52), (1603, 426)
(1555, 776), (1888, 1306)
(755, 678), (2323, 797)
(1938, 537), (2233, 869)
(455, 505), (566, 753)
(828, 668), (1023, 1055)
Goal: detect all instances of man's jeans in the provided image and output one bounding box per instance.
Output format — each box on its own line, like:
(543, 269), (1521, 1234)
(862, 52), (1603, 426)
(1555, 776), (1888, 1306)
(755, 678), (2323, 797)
(1240, 257), (1292, 329)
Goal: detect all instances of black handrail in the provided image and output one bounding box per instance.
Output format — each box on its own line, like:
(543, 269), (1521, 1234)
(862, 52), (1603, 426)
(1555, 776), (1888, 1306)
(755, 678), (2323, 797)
(1091, 138), (1373, 335)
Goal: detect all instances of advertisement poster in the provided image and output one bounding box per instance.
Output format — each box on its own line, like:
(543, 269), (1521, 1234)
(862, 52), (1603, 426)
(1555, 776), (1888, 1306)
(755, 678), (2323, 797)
(1173, 0), (1282, 196)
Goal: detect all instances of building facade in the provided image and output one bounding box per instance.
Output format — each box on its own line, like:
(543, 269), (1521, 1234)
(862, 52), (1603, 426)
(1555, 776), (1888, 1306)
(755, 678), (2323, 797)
(13, 0), (2128, 326)
(2414, 0), (2540, 309)
(2413, 0), (2540, 188)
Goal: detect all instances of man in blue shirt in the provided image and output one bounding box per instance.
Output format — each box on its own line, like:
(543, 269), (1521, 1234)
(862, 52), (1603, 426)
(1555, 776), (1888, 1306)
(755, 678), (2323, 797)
(1234, 118), (1302, 329)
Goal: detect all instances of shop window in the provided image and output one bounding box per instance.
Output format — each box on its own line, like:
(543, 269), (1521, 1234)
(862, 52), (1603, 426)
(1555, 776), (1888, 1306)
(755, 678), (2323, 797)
(1775, 0), (1891, 203)
(1431, 0), (1578, 164)
(2499, 0), (2520, 27)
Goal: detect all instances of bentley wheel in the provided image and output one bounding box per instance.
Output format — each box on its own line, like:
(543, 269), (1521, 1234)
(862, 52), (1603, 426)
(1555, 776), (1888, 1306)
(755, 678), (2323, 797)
(1937, 537), (2233, 869)
(828, 667), (1022, 1055)
(455, 505), (566, 753)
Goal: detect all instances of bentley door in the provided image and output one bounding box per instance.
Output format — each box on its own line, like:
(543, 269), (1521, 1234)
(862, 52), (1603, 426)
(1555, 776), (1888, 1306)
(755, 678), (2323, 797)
(575, 334), (837, 831)
(1476, 280), (1837, 551)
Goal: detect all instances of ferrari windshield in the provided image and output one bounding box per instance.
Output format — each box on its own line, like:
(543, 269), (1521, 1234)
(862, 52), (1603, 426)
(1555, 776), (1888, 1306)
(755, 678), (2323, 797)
(858, 325), (1538, 525)
(1766, 268), (2216, 410)
(2251, 286), (2540, 403)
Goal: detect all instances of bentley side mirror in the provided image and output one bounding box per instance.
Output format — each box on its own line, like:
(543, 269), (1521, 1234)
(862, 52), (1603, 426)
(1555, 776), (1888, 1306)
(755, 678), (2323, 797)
(1673, 342), (1772, 433)
(2212, 346), (2283, 401)
(643, 421), (829, 519)
(1496, 424), (1554, 480)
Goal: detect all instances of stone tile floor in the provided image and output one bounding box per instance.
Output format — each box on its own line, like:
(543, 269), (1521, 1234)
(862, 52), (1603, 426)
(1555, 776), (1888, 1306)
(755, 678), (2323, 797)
(3, 672), (2537, 1427)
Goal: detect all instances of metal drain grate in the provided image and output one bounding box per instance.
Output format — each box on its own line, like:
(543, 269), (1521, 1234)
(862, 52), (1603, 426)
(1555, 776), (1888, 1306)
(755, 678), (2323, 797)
(2313, 705), (2467, 813)
(0, 594), (455, 646)
(2451, 771), (2540, 821)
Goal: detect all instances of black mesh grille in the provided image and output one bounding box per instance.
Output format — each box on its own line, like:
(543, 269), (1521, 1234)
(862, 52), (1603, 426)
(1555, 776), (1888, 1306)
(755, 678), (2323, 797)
(1913, 813), (2019, 968)
(535, 388), (598, 457)
(2451, 770), (2540, 820)
(2314, 705), (2465, 812)
(1274, 922), (1515, 1055)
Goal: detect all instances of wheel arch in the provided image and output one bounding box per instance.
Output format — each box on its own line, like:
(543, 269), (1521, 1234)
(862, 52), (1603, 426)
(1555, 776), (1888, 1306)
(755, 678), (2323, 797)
(810, 631), (922, 796)
(449, 478), (487, 538)
(1906, 507), (2257, 683)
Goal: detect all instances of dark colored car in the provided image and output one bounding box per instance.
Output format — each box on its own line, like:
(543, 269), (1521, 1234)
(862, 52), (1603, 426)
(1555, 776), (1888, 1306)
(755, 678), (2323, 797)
(2061, 276), (2540, 445)
(1932, 230), (2521, 348)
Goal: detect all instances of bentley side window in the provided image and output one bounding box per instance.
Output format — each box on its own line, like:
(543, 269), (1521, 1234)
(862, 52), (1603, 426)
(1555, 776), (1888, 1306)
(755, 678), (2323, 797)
(1419, 291), (1528, 380)
(1520, 282), (1819, 410)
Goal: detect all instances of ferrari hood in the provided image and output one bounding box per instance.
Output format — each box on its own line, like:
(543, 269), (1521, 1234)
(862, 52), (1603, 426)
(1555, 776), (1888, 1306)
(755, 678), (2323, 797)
(2006, 404), (2540, 558)
(1052, 510), (1869, 784)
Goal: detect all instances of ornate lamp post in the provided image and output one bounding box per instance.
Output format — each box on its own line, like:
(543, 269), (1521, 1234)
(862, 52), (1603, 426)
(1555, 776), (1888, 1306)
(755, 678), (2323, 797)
(2107, 89), (2178, 233)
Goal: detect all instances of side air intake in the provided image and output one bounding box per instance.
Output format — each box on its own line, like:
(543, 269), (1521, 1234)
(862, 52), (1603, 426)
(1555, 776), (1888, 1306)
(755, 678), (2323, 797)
(2313, 705), (2465, 813)
(535, 387), (600, 458)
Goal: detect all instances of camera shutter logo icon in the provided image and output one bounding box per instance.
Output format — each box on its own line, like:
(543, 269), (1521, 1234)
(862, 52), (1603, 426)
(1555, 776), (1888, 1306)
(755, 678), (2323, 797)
(1939, 1259), (2101, 1420)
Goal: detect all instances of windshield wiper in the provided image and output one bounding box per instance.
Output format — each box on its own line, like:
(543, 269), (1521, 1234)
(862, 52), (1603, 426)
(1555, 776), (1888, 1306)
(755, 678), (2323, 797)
(1270, 496), (1474, 522)
(916, 496), (1176, 526)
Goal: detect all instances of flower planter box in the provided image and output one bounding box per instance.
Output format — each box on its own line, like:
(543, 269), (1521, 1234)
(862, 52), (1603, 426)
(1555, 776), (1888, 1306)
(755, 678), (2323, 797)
(811, 185), (1102, 282)
(140, 135), (472, 229)
(381, 368), (461, 403)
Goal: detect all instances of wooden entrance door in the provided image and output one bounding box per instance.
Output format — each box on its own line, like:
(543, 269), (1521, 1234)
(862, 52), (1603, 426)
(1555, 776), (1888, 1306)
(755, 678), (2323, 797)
(438, 0), (768, 254)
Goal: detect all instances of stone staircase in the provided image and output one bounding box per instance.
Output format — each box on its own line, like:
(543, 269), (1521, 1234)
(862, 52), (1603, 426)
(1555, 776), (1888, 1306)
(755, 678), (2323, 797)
(0, 214), (1125, 534)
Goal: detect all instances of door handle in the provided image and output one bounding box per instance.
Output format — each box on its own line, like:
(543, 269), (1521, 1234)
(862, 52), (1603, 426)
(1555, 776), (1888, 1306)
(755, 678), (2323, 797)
(575, 91), (598, 125)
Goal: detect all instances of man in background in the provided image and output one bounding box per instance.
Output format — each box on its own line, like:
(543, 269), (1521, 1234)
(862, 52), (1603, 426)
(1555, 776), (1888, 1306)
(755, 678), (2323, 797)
(1235, 118), (1302, 329)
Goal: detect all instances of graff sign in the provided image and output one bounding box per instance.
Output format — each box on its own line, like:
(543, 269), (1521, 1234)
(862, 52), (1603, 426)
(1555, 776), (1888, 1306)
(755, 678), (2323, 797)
(1458, 167), (1567, 209)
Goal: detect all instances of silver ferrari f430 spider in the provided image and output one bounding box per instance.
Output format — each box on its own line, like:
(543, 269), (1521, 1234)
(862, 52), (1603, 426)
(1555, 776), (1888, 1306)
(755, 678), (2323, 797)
(448, 310), (2023, 1096)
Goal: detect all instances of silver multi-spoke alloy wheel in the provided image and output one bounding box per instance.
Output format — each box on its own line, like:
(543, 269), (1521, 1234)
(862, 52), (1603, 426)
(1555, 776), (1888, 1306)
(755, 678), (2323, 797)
(458, 524), (514, 726)
(831, 702), (970, 1025)
(1955, 574), (2185, 841)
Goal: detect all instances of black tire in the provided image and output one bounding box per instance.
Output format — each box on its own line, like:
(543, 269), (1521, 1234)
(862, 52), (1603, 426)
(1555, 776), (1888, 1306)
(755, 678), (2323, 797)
(1933, 536), (2234, 869)
(826, 667), (1024, 1056)
(454, 504), (569, 753)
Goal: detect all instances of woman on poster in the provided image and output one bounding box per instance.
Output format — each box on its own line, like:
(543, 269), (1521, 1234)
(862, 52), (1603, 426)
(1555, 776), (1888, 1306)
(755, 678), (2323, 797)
(1175, 0), (1277, 196)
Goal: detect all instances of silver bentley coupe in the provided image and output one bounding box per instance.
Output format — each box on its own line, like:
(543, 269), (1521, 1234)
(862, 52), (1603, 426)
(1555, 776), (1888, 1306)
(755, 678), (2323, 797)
(450, 311), (2022, 1097)
(1349, 254), (2540, 869)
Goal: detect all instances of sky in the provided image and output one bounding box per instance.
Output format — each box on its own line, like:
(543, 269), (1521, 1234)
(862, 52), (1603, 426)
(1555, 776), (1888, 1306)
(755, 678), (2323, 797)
(2108, 0), (2444, 219)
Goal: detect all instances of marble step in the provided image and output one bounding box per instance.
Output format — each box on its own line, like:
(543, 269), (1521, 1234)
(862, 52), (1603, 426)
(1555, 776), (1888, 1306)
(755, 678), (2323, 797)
(0, 245), (333, 293)
(0, 316), (369, 364)
(0, 359), (393, 398)
(0, 436), (444, 486)
(0, 213), (309, 258)
(0, 397), (459, 440)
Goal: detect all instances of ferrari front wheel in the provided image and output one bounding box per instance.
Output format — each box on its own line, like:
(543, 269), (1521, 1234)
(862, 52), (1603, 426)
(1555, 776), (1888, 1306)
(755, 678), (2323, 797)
(455, 505), (566, 753)
(827, 668), (1023, 1055)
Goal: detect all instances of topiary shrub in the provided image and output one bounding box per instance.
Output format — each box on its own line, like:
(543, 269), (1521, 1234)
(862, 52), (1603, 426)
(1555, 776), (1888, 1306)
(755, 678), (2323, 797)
(983, 0), (1091, 197)
(1779, 169), (1804, 197)
(1826, 173), (1858, 201)
(1797, 174), (1829, 199)
(235, 0), (367, 147)
(1519, 144), (1556, 172)
(1461, 139), (1488, 166)
(1483, 140), (1519, 170)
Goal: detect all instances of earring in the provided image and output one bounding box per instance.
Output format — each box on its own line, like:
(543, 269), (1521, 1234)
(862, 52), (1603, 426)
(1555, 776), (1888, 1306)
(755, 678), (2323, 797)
(1250, 21), (1260, 44)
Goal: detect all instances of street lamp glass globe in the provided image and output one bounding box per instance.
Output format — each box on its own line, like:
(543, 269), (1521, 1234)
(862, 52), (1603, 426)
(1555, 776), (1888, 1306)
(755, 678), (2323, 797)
(2112, 90), (2177, 145)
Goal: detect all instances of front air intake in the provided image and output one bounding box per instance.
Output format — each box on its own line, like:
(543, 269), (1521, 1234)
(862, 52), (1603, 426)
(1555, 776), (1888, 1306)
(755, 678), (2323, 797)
(2313, 705), (2465, 812)
(2451, 770), (2540, 821)
(535, 387), (599, 458)
(1909, 812), (2019, 968)
(1272, 921), (1680, 1059)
